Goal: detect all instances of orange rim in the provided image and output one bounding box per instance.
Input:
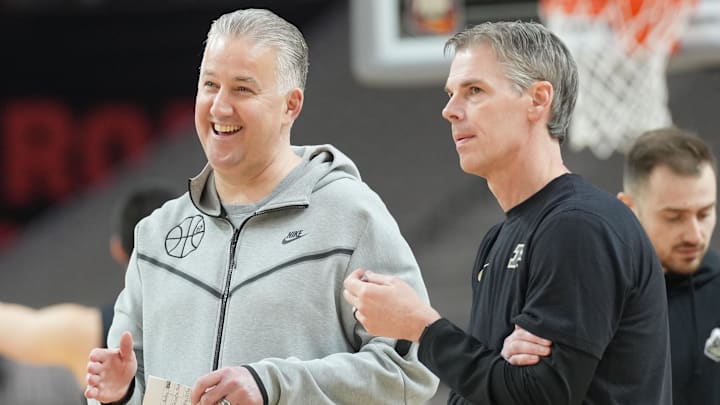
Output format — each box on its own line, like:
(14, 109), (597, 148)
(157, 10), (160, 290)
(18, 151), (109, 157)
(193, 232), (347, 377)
(539, 0), (698, 47)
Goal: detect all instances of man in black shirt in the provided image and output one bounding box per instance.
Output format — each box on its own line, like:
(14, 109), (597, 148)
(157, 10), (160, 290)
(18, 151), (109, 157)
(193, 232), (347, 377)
(343, 21), (671, 404)
(618, 128), (720, 405)
(504, 128), (720, 404)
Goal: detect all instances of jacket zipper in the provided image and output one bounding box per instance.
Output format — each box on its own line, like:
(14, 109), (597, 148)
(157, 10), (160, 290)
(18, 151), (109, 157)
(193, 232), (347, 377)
(212, 227), (240, 370)
(211, 204), (307, 370)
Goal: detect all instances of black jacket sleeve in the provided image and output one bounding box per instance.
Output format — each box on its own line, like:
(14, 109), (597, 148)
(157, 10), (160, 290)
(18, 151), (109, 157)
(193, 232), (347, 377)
(419, 318), (598, 405)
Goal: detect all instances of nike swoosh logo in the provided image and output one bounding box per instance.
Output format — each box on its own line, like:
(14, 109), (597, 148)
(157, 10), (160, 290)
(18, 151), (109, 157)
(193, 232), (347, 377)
(282, 233), (307, 244)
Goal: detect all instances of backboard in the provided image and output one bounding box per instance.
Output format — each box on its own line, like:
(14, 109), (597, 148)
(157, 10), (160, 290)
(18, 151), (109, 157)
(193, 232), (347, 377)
(351, 0), (720, 87)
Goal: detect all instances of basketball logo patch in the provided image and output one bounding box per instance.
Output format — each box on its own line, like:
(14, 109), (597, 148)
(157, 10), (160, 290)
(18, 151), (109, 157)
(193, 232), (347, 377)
(165, 215), (205, 258)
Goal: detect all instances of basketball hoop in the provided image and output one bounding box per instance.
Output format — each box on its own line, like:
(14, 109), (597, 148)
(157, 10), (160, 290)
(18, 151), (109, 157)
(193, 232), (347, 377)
(539, 0), (697, 158)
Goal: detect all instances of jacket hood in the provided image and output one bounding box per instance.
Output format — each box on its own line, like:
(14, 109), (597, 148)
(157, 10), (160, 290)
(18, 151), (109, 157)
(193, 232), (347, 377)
(666, 249), (720, 295)
(187, 144), (361, 217)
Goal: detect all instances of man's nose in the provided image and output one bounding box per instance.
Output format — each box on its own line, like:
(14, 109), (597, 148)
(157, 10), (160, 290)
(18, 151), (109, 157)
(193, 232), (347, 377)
(681, 217), (704, 245)
(210, 90), (233, 117)
(442, 96), (464, 122)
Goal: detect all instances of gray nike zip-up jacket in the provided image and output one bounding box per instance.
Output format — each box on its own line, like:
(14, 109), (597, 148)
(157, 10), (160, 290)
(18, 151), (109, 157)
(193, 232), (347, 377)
(108, 144), (439, 404)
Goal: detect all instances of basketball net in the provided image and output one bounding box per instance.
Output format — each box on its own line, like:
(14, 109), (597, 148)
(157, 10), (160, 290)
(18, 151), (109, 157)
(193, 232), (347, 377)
(539, 0), (697, 158)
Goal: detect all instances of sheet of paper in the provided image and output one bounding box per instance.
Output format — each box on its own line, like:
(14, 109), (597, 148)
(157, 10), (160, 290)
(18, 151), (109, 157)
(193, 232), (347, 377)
(142, 375), (192, 405)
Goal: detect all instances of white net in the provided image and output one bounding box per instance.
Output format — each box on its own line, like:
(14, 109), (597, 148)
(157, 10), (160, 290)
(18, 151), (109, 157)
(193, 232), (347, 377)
(540, 0), (697, 159)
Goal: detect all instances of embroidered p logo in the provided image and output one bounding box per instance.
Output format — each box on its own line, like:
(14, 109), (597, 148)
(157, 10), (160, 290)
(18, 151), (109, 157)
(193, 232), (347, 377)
(507, 244), (525, 269)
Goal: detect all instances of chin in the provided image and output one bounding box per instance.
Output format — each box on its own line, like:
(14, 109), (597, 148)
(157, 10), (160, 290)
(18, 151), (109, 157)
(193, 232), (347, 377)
(458, 162), (472, 174)
(458, 158), (483, 177)
(207, 152), (239, 169)
(666, 261), (701, 276)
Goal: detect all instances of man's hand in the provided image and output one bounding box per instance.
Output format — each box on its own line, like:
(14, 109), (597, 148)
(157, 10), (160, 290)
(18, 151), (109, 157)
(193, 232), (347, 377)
(191, 366), (263, 405)
(85, 331), (137, 402)
(342, 268), (440, 342)
(501, 325), (552, 366)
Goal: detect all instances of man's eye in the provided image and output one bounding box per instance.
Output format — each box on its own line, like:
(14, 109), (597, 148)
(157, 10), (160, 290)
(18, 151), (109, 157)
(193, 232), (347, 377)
(204, 81), (218, 88)
(699, 210), (714, 220)
(469, 86), (482, 95)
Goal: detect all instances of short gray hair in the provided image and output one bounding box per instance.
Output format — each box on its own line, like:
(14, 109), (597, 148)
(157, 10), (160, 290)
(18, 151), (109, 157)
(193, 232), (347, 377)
(445, 21), (578, 144)
(205, 8), (309, 92)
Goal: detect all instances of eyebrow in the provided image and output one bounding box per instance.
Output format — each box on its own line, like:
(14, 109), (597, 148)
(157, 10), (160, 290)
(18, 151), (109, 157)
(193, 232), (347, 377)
(662, 202), (717, 213)
(202, 71), (259, 87)
(445, 78), (486, 94)
(232, 76), (259, 86)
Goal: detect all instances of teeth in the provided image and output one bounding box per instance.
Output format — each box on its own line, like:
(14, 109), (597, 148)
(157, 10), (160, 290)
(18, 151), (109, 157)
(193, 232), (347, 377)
(214, 124), (241, 133)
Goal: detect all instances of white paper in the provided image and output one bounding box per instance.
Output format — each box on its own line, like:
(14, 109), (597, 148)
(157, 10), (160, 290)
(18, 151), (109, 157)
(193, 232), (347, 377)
(142, 375), (193, 405)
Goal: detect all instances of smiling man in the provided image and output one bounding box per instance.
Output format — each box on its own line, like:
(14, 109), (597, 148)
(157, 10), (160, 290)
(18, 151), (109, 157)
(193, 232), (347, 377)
(83, 8), (437, 405)
(618, 127), (720, 405)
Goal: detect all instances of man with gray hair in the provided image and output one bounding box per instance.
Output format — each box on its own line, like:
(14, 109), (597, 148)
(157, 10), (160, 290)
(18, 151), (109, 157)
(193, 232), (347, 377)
(85, 8), (437, 405)
(344, 20), (671, 404)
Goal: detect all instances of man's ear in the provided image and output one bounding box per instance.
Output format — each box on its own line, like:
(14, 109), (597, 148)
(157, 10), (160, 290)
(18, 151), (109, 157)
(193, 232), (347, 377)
(284, 88), (304, 123)
(527, 80), (553, 122)
(617, 191), (634, 209)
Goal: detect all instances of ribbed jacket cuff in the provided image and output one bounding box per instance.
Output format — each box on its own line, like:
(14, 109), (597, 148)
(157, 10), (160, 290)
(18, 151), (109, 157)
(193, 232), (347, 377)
(242, 365), (269, 405)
